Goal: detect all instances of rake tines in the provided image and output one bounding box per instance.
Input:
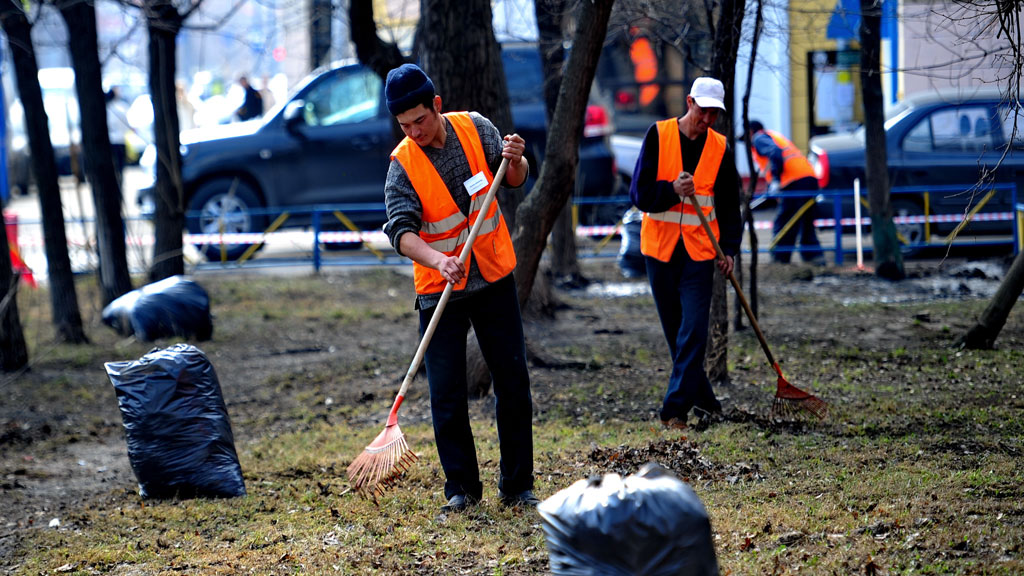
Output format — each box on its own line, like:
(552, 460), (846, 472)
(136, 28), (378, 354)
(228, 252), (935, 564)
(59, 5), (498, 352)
(346, 393), (419, 498)
(346, 421), (418, 498)
(770, 363), (828, 421)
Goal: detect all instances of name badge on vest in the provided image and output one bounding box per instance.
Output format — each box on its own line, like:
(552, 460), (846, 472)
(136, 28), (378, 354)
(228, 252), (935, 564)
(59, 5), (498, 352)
(464, 171), (489, 195)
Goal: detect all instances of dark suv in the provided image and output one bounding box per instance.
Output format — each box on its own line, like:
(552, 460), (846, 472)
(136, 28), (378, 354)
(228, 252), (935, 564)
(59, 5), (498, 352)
(807, 87), (1023, 252)
(139, 44), (617, 260)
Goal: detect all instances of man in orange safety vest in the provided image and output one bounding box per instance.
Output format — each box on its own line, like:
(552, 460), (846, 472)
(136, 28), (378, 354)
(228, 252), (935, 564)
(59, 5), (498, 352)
(382, 63), (536, 514)
(629, 77), (742, 430)
(745, 120), (824, 264)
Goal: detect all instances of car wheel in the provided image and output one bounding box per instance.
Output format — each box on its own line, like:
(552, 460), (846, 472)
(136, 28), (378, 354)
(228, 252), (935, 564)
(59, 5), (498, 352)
(891, 198), (926, 257)
(186, 178), (266, 262)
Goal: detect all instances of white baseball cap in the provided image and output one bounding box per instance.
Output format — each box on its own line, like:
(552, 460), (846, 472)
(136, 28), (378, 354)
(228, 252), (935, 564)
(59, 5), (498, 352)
(690, 77), (726, 111)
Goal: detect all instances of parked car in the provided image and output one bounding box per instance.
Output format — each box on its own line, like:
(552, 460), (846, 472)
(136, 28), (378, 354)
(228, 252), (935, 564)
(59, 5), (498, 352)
(807, 86), (1023, 252)
(138, 44), (618, 261)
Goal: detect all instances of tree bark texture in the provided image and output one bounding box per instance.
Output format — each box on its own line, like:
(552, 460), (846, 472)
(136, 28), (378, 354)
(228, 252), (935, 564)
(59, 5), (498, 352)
(706, 0), (745, 384)
(146, 2), (186, 281)
(59, 0), (133, 306)
(0, 4), (87, 343)
(859, 0), (904, 280)
(536, 0), (581, 284)
(959, 252), (1024, 349)
(1, 198), (28, 371)
(512, 0), (614, 308)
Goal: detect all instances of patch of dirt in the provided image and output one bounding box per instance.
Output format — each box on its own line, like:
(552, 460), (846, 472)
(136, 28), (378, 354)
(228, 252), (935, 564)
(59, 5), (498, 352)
(1, 254), (1021, 569)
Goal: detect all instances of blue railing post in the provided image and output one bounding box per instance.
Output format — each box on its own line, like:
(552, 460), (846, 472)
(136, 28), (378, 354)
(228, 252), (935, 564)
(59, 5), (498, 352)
(312, 210), (322, 273)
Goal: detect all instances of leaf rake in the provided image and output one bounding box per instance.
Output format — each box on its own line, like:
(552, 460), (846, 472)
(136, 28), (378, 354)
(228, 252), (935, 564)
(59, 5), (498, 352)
(684, 191), (827, 421)
(347, 157), (510, 497)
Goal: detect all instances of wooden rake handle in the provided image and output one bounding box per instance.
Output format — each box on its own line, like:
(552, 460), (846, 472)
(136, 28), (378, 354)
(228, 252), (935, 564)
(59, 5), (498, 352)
(685, 193), (778, 368)
(394, 157), (512, 402)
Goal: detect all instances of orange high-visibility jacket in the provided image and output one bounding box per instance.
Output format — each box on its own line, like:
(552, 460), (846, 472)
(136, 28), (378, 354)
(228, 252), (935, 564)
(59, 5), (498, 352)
(752, 129), (816, 188)
(640, 118), (726, 262)
(391, 112), (516, 295)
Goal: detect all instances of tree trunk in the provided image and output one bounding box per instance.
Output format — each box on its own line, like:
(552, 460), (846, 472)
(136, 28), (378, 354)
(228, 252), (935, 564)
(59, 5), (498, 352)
(349, 0), (408, 79)
(0, 4), (88, 343)
(536, 0), (583, 286)
(512, 0), (614, 305)
(58, 0), (133, 306)
(420, 0), (513, 135)
(310, 0), (332, 70)
(1, 199), (29, 371)
(706, 0), (745, 384)
(737, 0), (764, 330)
(146, 1), (186, 281)
(959, 252), (1024, 349)
(860, 0), (904, 281)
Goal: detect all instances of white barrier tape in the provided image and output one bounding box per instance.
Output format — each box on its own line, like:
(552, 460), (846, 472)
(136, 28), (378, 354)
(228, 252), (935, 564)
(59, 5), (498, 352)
(13, 210), (1018, 246)
(814, 211), (1014, 228)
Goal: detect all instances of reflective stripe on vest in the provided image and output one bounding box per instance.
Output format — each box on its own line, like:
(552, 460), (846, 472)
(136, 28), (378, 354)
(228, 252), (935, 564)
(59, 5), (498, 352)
(391, 111), (516, 295)
(752, 130), (815, 188)
(640, 119), (726, 262)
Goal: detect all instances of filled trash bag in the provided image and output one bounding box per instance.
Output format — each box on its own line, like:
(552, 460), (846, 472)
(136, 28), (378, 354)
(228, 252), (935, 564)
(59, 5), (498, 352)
(538, 463), (718, 576)
(617, 207), (646, 279)
(102, 275), (213, 341)
(104, 343), (246, 499)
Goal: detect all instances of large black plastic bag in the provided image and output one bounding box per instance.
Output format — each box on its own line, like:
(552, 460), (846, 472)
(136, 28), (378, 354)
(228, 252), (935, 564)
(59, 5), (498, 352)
(104, 343), (246, 499)
(538, 463), (718, 575)
(102, 275), (213, 341)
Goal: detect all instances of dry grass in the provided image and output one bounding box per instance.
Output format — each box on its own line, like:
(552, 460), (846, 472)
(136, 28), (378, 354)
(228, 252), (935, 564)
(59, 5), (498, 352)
(2, 261), (1022, 574)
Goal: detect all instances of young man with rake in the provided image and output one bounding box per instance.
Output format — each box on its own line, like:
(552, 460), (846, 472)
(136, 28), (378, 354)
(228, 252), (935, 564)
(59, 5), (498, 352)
(629, 77), (743, 430)
(380, 63), (537, 513)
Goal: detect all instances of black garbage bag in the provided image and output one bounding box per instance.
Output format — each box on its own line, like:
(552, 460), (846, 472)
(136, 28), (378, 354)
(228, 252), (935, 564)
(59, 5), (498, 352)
(538, 463), (718, 576)
(102, 275), (213, 341)
(104, 343), (246, 499)
(617, 208), (646, 279)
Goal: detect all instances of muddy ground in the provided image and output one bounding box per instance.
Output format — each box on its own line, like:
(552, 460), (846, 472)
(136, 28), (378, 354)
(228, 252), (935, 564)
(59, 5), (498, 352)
(1, 253), (1021, 570)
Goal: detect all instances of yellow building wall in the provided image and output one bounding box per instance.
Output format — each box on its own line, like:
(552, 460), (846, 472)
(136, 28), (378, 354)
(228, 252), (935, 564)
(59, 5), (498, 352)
(786, 0), (860, 151)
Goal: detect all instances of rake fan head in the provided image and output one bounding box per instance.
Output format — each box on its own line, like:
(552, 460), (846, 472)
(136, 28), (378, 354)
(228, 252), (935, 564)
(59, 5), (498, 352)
(771, 365), (828, 421)
(346, 423), (418, 498)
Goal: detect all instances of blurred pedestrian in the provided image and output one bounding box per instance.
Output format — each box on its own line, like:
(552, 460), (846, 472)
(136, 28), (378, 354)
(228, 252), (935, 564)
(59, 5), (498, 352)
(105, 87), (130, 185)
(745, 120), (824, 265)
(235, 76), (263, 121)
(381, 63), (537, 514)
(176, 81), (196, 131)
(629, 77), (741, 430)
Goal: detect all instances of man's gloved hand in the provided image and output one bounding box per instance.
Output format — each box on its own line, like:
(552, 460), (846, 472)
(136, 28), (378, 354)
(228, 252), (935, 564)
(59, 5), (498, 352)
(766, 180), (781, 195)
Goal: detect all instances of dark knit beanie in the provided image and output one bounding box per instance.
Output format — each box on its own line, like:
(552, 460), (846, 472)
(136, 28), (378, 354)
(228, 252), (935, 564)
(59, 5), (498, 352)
(385, 63), (435, 116)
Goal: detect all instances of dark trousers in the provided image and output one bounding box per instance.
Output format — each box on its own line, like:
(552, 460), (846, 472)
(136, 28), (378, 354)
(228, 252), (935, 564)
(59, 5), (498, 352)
(419, 274), (533, 501)
(645, 243), (720, 421)
(772, 176), (824, 264)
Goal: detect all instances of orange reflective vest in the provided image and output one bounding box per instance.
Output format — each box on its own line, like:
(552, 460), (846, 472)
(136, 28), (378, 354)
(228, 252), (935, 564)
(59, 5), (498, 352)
(391, 111), (516, 296)
(752, 130), (816, 188)
(640, 119), (726, 262)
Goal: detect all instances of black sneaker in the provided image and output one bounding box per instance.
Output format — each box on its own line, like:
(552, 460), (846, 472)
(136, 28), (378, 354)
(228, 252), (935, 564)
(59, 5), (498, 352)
(440, 493), (477, 513)
(498, 489), (541, 508)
